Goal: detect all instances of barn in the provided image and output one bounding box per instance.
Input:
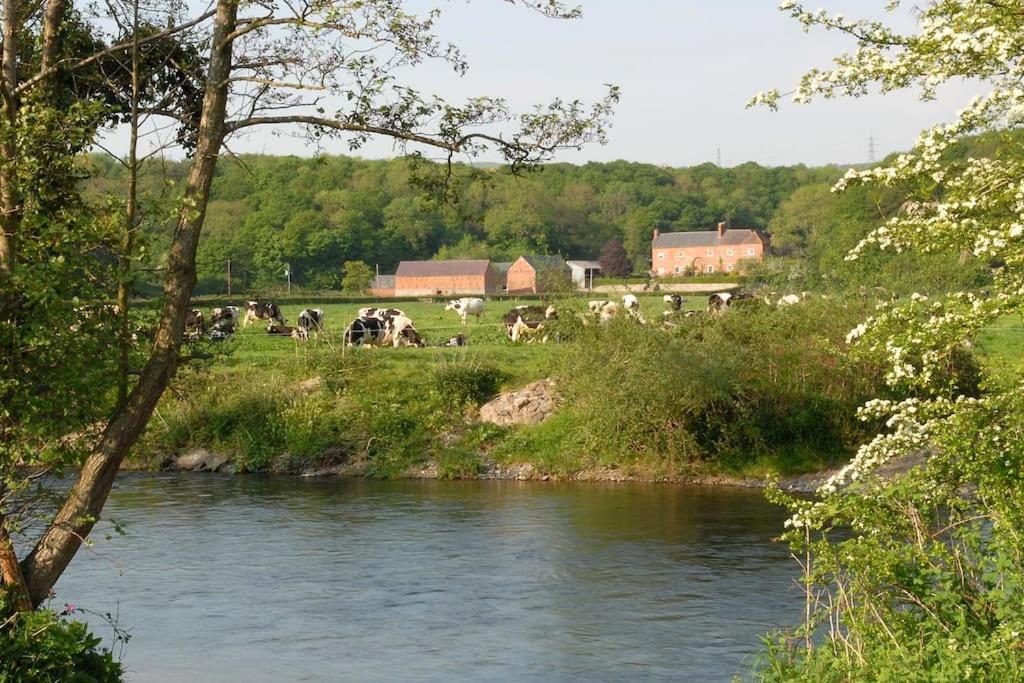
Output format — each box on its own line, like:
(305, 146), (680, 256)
(369, 274), (395, 297)
(394, 260), (497, 296)
(567, 260), (602, 290)
(505, 255), (571, 294)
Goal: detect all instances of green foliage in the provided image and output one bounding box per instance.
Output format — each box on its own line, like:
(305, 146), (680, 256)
(0, 602), (123, 683)
(432, 361), (507, 409)
(341, 260), (374, 294)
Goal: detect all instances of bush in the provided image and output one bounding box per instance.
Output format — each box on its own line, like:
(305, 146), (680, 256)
(432, 361), (507, 409)
(0, 602), (123, 683)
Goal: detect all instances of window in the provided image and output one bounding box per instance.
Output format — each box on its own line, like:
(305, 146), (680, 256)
(706, 264), (715, 274)
(706, 250), (714, 257)
(674, 266), (682, 274)
(726, 264), (734, 273)
(657, 252), (665, 260)
(677, 251), (685, 258)
(747, 248), (756, 256)
(726, 249), (734, 256)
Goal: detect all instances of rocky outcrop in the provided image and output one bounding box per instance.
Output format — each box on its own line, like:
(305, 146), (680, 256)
(173, 447), (230, 472)
(479, 379), (558, 427)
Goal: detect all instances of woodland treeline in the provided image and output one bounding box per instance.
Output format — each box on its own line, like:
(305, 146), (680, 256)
(85, 143), (997, 295)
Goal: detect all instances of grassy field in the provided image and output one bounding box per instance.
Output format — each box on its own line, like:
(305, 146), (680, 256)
(203, 293), (707, 386)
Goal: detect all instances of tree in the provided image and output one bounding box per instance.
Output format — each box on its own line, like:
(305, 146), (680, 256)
(599, 238), (631, 277)
(341, 261), (374, 294)
(751, 2), (1024, 678)
(0, 0), (618, 612)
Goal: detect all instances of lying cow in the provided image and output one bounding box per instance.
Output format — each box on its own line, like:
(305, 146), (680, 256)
(445, 297), (485, 324)
(358, 306), (405, 319)
(707, 292), (733, 313)
(297, 308), (325, 338)
(210, 306), (239, 337)
(267, 322), (307, 340)
(244, 300), (285, 327)
(444, 334), (467, 347)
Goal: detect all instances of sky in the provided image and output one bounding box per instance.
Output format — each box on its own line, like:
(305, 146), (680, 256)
(105, 1), (981, 169)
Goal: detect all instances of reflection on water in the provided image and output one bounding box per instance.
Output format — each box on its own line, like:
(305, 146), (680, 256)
(58, 474), (799, 682)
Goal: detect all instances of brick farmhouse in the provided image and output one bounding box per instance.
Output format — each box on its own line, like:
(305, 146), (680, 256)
(393, 259), (497, 296)
(505, 255), (572, 294)
(651, 222), (768, 276)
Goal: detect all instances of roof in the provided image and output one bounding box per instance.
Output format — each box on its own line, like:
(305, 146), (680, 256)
(567, 260), (602, 270)
(492, 261), (513, 275)
(517, 255), (568, 271)
(396, 259), (491, 277)
(653, 228), (763, 248)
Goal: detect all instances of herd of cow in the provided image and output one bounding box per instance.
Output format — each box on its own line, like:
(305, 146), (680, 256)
(181, 291), (810, 347)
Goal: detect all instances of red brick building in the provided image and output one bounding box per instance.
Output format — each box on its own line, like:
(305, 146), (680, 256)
(651, 223), (768, 276)
(505, 255), (571, 294)
(394, 260), (497, 296)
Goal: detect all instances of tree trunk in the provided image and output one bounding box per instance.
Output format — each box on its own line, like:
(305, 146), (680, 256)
(19, 0), (238, 608)
(39, 0), (67, 73)
(0, 517), (30, 613)
(0, 0), (20, 274)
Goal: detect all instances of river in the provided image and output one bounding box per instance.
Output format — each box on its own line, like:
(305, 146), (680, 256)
(57, 473), (799, 682)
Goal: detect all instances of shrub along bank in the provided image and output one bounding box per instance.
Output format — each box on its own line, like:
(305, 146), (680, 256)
(134, 300), (978, 480)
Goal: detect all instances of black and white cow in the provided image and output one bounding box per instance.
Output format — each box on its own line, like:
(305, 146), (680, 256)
(344, 316), (387, 346)
(502, 304), (557, 341)
(445, 297), (485, 324)
(185, 309), (205, 339)
(211, 305), (240, 326)
(297, 308), (325, 338)
(267, 322), (307, 340)
(357, 306), (405, 320)
(663, 294), (683, 311)
(243, 300), (285, 327)
(383, 314), (426, 347)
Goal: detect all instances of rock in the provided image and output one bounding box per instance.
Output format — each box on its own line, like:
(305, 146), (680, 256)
(174, 447), (230, 472)
(479, 379), (558, 427)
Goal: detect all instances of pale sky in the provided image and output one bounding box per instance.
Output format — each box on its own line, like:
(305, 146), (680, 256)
(104, 1), (980, 168)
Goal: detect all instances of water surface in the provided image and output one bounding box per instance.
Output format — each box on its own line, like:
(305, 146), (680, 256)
(59, 474), (799, 682)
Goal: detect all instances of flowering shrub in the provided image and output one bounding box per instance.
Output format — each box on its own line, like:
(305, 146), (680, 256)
(753, 1), (1024, 679)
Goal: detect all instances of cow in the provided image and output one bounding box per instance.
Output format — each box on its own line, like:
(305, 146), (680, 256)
(444, 334), (467, 347)
(503, 304), (557, 340)
(297, 308), (325, 338)
(357, 306), (405, 319)
(586, 300), (619, 323)
(267, 322), (307, 340)
(663, 294), (683, 311)
(244, 300), (285, 327)
(185, 309), (205, 340)
(707, 292), (733, 313)
(508, 317), (546, 343)
(777, 294), (802, 307)
(381, 314), (425, 347)
(211, 306), (240, 326)
(445, 297), (485, 324)
(344, 316), (387, 346)
(622, 293), (640, 311)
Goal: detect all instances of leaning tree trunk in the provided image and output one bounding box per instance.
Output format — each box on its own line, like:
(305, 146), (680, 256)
(19, 0), (237, 608)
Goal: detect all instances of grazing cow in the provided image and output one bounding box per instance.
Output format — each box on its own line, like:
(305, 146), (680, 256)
(358, 306), (405, 319)
(185, 309), (205, 339)
(588, 299), (612, 314)
(503, 305), (557, 340)
(244, 300), (285, 326)
(622, 293), (640, 310)
(297, 308), (325, 338)
(445, 297), (486, 324)
(509, 317), (546, 343)
(663, 294), (683, 311)
(383, 314), (426, 348)
(344, 316), (387, 346)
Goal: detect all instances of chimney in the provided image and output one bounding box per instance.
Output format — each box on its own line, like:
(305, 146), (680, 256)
(717, 221), (727, 238)
(653, 226), (660, 242)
